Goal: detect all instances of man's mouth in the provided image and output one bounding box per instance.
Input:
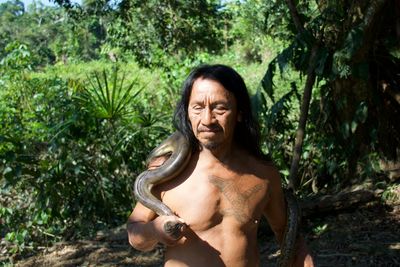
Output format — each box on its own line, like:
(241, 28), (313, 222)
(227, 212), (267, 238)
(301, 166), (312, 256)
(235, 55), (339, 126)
(198, 127), (222, 133)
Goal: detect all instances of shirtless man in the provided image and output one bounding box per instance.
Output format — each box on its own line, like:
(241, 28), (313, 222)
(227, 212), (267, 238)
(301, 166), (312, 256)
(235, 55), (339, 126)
(127, 64), (314, 266)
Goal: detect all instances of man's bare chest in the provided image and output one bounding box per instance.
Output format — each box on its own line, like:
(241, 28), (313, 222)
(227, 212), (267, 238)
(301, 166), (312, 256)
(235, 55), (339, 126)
(160, 170), (269, 231)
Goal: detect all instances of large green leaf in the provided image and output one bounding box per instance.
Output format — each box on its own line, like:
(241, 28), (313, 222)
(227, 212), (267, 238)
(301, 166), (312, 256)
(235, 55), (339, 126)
(261, 59), (276, 102)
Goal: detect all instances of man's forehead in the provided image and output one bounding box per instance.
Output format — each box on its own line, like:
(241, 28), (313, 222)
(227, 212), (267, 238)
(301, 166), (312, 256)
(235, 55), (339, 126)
(191, 78), (234, 97)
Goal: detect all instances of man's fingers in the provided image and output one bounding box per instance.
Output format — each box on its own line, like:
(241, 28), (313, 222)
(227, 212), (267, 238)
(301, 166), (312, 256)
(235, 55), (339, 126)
(163, 221), (185, 239)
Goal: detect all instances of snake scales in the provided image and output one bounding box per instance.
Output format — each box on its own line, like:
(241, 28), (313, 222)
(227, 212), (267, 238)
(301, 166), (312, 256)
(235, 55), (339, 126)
(133, 131), (300, 266)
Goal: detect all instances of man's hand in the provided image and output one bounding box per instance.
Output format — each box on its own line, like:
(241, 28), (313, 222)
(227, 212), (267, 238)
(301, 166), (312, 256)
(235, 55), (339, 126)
(153, 215), (187, 246)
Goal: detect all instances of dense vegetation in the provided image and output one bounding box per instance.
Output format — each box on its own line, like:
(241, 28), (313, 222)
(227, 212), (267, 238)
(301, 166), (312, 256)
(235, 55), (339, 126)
(1, 0), (399, 260)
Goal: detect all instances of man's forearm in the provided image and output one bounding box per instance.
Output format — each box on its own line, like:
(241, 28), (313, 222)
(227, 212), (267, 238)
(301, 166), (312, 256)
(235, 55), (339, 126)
(127, 221), (158, 251)
(292, 236), (314, 267)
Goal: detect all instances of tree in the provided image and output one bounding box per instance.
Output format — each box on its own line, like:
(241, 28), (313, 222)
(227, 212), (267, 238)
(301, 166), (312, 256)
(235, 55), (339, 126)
(0, 1), (25, 58)
(260, 0), (400, 191)
(107, 0), (223, 66)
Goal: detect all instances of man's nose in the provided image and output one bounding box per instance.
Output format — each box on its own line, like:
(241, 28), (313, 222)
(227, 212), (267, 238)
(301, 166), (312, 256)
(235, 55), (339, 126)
(201, 107), (214, 125)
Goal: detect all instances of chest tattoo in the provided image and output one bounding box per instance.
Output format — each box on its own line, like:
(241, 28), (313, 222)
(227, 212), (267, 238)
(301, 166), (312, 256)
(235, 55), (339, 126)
(209, 175), (264, 224)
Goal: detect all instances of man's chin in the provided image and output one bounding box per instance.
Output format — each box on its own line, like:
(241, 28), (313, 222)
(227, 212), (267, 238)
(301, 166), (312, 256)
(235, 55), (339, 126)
(201, 141), (221, 150)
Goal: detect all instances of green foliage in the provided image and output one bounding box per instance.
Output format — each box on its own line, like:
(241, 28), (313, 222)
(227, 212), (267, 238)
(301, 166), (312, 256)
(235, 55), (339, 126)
(107, 0), (223, 67)
(77, 67), (142, 120)
(0, 41), (32, 72)
(257, 0), (400, 194)
(381, 184), (400, 205)
(255, 80), (301, 182)
(312, 223), (328, 236)
(0, 0), (108, 66)
(1, 0), (399, 259)
(0, 47), (172, 257)
(226, 0), (315, 64)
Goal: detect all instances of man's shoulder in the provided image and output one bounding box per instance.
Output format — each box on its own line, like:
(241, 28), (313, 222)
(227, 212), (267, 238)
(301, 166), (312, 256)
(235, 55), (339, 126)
(247, 152), (275, 168)
(243, 154), (280, 179)
(236, 147), (274, 168)
(147, 155), (170, 170)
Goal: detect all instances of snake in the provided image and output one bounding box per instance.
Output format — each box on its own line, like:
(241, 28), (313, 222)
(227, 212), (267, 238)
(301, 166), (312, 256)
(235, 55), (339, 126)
(133, 131), (191, 238)
(278, 188), (301, 266)
(133, 131), (300, 266)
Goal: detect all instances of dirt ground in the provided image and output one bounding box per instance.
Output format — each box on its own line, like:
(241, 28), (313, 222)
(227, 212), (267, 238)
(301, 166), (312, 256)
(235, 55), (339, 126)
(5, 198), (398, 267)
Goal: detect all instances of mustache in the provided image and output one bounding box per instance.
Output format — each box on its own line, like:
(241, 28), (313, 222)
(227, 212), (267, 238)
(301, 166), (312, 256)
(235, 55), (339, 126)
(198, 125), (222, 132)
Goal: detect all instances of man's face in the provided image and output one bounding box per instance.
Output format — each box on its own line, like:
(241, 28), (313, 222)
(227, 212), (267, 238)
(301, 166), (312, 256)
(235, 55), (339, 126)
(188, 77), (240, 151)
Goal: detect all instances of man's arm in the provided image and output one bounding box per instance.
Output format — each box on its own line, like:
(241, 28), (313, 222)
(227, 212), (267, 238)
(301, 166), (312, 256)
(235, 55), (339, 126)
(127, 203), (185, 251)
(127, 155), (186, 251)
(292, 236), (314, 267)
(127, 203), (159, 251)
(263, 166), (288, 244)
(262, 165), (314, 267)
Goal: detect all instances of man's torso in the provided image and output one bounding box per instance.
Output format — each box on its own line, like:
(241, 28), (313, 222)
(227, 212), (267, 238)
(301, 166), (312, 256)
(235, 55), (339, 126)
(155, 151), (274, 267)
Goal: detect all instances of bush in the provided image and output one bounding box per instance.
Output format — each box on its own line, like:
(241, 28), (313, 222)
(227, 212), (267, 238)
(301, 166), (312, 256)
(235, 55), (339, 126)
(0, 48), (173, 256)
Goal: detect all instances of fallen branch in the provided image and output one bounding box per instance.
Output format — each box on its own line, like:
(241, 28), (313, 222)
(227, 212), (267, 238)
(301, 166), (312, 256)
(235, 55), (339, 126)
(300, 189), (379, 217)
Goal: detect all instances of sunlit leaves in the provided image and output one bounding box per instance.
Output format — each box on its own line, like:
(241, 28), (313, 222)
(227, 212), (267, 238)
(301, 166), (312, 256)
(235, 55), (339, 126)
(0, 41), (32, 73)
(0, 60), (169, 257)
(107, 0), (223, 66)
(77, 66), (142, 121)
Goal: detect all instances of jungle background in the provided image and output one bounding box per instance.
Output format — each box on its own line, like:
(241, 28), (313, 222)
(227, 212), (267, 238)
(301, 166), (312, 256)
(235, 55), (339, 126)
(0, 0), (399, 266)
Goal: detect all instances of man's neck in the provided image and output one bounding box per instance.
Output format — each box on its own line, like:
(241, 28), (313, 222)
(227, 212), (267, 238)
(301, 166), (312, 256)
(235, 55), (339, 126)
(198, 143), (238, 164)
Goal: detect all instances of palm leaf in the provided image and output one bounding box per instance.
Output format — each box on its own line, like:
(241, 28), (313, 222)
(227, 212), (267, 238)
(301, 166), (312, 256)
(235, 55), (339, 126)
(78, 67), (142, 121)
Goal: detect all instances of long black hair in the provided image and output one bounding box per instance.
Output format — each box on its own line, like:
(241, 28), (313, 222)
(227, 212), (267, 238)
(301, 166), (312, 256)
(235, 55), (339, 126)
(173, 64), (267, 160)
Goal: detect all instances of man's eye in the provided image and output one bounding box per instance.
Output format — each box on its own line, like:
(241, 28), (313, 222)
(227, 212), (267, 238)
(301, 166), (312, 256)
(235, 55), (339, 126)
(192, 105), (203, 111)
(215, 105), (228, 111)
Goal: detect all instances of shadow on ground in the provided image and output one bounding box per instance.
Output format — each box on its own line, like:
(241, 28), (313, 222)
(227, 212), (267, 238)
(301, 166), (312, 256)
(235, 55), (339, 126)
(8, 201), (400, 267)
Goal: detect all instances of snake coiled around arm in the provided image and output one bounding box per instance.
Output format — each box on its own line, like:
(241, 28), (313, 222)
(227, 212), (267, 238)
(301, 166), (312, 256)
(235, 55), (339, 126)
(133, 131), (300, 265)
(133, 132), (191, 237)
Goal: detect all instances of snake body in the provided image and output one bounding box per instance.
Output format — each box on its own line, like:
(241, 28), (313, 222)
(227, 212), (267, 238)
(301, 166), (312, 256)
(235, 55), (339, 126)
(133, 132), (191, 237)
(134, 132), (191, 216)
(133, 131), (299, 265)
(278, 188), (301, 266)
